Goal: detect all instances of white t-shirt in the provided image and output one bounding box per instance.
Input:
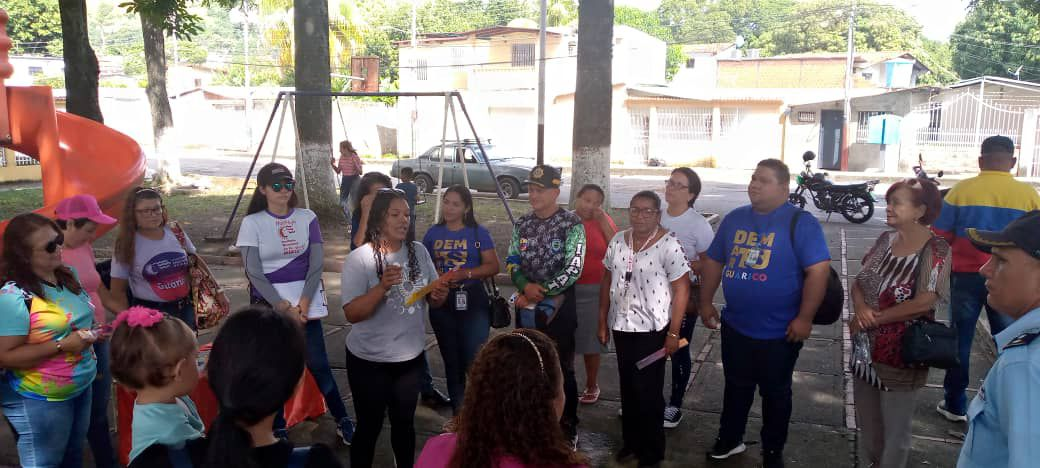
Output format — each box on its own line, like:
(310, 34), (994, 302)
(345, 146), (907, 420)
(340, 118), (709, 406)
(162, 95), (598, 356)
(341, 242), (439, 363)
(661, 207), (715, 283)
(236, 209), (328, 319)
(603, 230), (691, 333)
(111, 227), (195, 303)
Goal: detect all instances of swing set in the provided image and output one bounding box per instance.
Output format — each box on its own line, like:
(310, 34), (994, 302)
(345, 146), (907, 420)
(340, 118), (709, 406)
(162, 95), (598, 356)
(209, 90), (517, 243)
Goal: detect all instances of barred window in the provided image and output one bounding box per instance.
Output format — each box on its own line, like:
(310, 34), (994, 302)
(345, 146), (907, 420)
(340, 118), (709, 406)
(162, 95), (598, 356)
(511, 43), (535, 68)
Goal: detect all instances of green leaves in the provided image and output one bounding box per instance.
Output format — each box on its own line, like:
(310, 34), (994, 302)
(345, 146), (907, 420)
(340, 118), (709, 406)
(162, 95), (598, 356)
(952, 0), (1040, 81)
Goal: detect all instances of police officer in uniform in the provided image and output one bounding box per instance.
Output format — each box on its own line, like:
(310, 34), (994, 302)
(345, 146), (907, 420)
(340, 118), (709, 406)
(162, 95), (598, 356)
(958, 210), (1040, 468)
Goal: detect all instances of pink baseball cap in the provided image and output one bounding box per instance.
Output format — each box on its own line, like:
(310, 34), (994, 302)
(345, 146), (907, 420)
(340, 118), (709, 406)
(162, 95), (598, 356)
(55, 194), (117, 225)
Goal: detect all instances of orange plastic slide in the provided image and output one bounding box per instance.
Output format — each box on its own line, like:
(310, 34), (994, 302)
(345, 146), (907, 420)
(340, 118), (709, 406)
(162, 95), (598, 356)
(0, 9), (145, 243)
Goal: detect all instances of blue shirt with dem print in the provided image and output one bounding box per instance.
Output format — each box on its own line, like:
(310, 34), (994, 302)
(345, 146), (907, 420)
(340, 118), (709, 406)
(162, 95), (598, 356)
(706, 204), (830, 340)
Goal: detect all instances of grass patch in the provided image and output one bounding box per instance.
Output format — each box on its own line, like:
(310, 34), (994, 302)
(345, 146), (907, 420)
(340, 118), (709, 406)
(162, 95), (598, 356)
(0, 187), (45, 217)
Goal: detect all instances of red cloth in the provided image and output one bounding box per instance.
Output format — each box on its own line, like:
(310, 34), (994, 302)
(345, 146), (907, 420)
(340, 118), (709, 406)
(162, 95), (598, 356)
(577, 216), (616, 285)
(116, 344), (327, 466)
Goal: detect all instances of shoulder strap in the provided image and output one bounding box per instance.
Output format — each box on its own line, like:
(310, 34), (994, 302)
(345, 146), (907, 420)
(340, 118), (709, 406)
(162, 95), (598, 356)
(1003, 332), (1040, 350)
(909, 236), (937, 298)
(788, 209), (803, 249)
(169, 221), (190, 253)
(286, 446), (311, 468)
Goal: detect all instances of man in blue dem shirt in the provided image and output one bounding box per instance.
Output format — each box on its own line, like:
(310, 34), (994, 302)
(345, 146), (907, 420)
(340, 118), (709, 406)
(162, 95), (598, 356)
(957, 210), (1040, 468)
(698, 159), (831, 468)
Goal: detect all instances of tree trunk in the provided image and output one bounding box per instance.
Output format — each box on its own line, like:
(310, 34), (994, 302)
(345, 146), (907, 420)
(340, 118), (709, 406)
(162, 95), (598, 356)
(570, 0), (613, 208)
(59, 0), (103, 123)
(140, 14), (180, 185)
(293, 0), (340, 220)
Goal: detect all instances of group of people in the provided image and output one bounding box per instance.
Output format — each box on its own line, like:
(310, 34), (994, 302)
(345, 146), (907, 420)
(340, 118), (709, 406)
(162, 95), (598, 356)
(0, 134), (1039, 468)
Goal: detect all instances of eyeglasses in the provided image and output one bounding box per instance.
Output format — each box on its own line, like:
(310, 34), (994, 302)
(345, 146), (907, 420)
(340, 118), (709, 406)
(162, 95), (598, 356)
(377, 187), (406, 194)
(39, 233), (64, 254)
(271, 181), (295, 192)
(135, 206), (163, 216)
(665, 180), (689, 190)
(628, 207), (660, 217)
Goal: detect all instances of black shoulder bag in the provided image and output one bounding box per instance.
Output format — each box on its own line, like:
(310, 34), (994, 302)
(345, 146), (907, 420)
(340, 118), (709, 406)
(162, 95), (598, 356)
(790, 210), (845, 325)
(901, 237), (959, 369)
(471, 225), (510, 328)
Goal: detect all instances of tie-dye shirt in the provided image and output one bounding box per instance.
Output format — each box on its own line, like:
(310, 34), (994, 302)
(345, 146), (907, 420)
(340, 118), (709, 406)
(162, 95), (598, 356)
(0, 273), (97, 401)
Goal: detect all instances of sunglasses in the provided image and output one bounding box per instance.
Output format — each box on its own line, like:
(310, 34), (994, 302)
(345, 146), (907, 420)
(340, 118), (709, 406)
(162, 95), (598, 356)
(271, 181), (295, 192)
(377, 187), (405, 194)
(40, 233), (65, 254)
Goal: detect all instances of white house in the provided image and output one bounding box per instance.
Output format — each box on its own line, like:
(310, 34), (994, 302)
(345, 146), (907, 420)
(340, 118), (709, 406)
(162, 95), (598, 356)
(6, 56), (64, 86)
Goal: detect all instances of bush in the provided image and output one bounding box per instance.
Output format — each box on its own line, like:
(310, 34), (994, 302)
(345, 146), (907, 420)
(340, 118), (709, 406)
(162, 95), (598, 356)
(34, 75), (65, 89)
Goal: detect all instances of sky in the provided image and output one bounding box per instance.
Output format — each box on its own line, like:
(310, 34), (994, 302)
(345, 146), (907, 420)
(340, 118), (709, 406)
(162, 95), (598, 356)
(613, 0), (971, 41)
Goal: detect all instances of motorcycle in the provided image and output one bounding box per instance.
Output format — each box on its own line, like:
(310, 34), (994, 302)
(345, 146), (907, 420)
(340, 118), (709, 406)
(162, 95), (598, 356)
(913, 153), (950, 198)
(788, 151), (880, 224)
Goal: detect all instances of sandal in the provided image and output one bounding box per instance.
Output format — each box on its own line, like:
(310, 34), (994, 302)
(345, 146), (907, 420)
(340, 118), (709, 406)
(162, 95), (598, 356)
(579, 386), (600, 404)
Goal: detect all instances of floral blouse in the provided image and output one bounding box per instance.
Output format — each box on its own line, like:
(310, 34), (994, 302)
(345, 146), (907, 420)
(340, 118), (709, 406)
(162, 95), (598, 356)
(853, 231), (951, 390)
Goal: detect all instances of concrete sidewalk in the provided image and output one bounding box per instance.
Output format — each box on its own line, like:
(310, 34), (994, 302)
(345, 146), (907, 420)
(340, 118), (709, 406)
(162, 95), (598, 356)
(0, 224), (993, 467)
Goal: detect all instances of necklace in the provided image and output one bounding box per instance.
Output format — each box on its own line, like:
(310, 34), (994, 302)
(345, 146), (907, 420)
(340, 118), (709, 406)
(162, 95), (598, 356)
(624, 226), (659, 288)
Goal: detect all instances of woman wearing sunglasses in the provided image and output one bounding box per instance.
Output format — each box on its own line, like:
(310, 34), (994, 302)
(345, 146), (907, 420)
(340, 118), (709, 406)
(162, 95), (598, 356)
(110, 187), (198, 329)
(0, 213), (99, 467)
(236, 162), (356, 444)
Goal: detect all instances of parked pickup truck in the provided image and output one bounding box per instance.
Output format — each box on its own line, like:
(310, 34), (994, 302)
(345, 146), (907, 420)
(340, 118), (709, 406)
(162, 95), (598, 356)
(390, 140), (560, 199)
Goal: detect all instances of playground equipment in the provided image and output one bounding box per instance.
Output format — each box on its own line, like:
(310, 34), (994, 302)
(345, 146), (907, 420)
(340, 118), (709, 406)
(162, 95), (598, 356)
(212, 90), (516, 242)
(0, 9), (146, 245)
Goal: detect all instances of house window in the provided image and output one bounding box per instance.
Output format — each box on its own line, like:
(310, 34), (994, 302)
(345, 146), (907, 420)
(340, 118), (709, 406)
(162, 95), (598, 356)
(416, 59), (428, 81)
(856, 111), (887, 143)
(567, 42), (577, 56)
(926, 103), (942, 142)
(719, 108), (741, 137)
(797, 111), (816, 123)
(686, 58), (696, 69)
(511, 43), (535, 68)
(14, 152), (39, 167)
(451, 47), (465, 66)
(28, 66), (44, 76)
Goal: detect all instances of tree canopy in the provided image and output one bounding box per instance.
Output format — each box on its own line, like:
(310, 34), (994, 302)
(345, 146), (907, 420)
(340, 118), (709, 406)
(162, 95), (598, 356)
(953, 0), (1040, 81)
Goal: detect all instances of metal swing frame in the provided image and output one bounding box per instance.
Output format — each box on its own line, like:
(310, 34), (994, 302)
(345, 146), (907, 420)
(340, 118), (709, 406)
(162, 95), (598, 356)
(210, 90), (516, 242)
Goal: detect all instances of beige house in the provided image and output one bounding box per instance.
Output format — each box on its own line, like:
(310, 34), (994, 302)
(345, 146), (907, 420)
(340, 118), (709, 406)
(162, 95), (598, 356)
(396, 21), (667, 163)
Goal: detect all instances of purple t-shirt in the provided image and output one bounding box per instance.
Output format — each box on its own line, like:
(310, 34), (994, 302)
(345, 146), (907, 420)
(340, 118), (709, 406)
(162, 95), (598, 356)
(111, 227), (195, 303)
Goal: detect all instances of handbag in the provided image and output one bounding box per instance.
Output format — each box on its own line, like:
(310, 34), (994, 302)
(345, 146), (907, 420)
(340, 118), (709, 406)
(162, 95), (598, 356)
(484, 276), (511, 329)
(901, 318), (959, 369)
(170, 222), (231, 330)
(899, 236), (959, 369)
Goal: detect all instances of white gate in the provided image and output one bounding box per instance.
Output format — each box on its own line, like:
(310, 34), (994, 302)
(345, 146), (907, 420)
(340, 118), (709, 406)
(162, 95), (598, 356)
(901, 91), (1027, 173)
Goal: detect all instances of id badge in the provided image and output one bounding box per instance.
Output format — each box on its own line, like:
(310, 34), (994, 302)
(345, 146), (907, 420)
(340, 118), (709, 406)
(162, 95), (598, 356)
(455, 290), (468, 311)
(746, 246), (761, 266)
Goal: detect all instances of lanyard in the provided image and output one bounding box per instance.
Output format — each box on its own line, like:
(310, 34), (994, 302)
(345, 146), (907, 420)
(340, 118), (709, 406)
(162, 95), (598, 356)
(624, 226), (659, 288)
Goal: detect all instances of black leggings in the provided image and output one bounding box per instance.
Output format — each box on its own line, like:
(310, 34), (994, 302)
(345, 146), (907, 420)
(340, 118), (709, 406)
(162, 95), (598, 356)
(345, 347), (423, 468)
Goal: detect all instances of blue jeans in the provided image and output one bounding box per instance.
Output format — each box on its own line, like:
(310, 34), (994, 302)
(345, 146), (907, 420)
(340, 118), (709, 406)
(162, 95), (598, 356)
(429, 284), (491, 413)
(275, 320), (352, 429)
(133, 296), (196, 331)
(1, 383), (93, 468)
(340, 174), (359, 219)
(943, 272), (1015, 415)
(87, 341), (116, 468)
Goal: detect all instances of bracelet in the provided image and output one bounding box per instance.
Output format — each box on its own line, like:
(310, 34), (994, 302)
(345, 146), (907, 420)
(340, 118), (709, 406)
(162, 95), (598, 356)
(667, 331), (680, 339)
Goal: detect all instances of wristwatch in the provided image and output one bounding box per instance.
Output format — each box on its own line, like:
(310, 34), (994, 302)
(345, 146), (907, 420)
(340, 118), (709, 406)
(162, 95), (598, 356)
(667, 331), (680, 339)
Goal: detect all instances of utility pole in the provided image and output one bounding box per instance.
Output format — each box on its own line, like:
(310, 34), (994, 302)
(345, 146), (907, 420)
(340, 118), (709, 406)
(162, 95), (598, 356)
(536, 0), (547, 165)
(841, 0), (855, 171)
(570, 0), (613, 207)
(243, 2), (252, 150)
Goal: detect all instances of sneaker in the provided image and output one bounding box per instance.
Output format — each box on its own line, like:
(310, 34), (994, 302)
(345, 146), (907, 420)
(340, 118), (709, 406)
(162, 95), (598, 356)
(273, 428), (289, 440)
(336, 417), (355, 445)
(936, 400), (967, 423)
(707, 437), (747, 460)
(762, 450), (784, 468)
(663, 406), (683, 428)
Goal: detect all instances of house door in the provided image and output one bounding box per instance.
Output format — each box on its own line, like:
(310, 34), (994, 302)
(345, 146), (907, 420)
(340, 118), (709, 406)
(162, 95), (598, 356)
(819, 110), (844, 171)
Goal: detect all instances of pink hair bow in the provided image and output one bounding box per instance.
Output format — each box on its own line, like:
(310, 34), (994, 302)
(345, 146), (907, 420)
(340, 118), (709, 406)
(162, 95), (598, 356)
(112, 306), (164, 329)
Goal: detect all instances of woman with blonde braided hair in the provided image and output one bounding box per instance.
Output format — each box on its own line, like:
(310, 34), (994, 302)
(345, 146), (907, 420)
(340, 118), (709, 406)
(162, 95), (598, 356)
(416, 329), (589, 468)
